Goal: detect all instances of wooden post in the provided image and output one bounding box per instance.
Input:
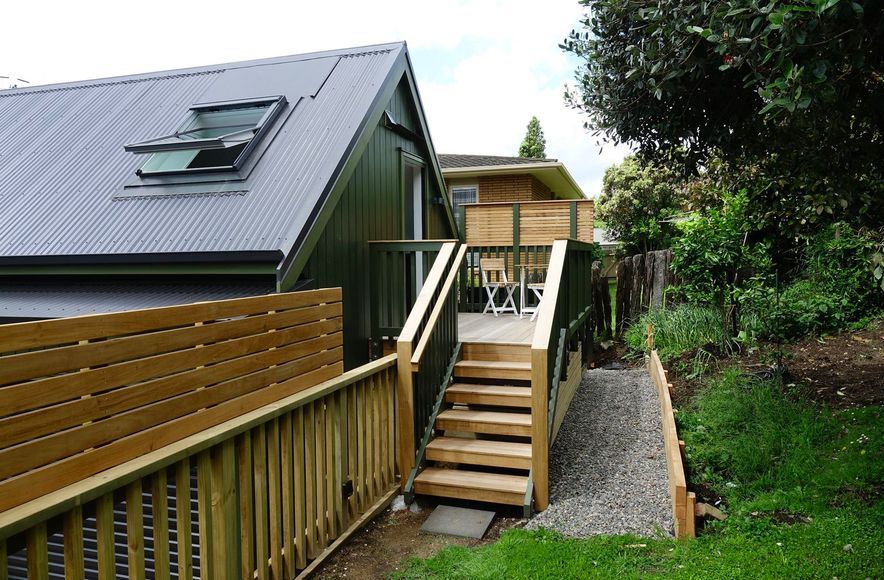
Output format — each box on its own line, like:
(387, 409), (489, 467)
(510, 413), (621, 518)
(396, 340), (415, 490)
(644, 251), (656, 311)
(616, 259), (631, 336)
(569, 201), (578, 239)
(531, 347), (549, 511)
(513, 203), (521, 311)
(631, 254), (644, 319)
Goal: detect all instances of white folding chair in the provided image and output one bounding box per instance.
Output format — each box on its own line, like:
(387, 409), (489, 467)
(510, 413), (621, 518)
(480, 257), (519, 317)
(519, 264), (547, 321)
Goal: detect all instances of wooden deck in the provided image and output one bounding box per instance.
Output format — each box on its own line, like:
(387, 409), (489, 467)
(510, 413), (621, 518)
(458, 312), (536, 344)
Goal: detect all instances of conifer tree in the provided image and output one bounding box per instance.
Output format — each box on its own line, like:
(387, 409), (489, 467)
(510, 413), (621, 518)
(518, 116), (547, 158)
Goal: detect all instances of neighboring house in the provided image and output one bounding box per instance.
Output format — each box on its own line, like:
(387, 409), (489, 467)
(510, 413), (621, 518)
(594, 227), (621, 278)
(0, 42), (457, 368)
(438, 154), (586, 225)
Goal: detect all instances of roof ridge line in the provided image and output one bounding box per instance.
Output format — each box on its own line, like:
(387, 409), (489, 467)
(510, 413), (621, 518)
(0, 69), (224, 98)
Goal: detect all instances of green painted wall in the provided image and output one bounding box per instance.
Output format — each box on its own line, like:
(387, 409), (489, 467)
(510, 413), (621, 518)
(302, 76), (454, 368)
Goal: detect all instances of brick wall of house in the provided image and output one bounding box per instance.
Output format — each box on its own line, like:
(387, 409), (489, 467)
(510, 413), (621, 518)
(530, 176), (553, 200)
(476, 174), (554, 203)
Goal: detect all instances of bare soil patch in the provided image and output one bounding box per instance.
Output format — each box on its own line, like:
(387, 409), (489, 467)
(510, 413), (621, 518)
(781, 319), (884, 408)
(312, 499), (522, 579)
(665, 319), (883, 409)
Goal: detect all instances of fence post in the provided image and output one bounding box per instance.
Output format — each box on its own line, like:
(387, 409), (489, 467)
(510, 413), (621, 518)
(569, 201), (577, 239)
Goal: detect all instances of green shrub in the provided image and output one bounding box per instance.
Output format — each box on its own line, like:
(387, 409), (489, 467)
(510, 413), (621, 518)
(670, 191), (772, 341)
(624, 304), (724, 361)
(743, 223), (883, 339)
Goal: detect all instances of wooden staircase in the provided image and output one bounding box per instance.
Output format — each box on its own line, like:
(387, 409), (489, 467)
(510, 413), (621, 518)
(413, 342), (533, 508)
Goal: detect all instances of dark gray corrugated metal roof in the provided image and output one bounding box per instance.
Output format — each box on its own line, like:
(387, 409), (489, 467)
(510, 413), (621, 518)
(0, 278), (275, 319)
(438, 153), (557, 169)
(0, 43), (406, 265)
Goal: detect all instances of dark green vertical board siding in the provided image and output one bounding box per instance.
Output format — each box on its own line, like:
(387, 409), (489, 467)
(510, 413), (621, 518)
(303, 78), (455, 368)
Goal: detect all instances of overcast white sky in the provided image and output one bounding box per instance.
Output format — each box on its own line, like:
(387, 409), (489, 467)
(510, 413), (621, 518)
(0, 0), (630, 196)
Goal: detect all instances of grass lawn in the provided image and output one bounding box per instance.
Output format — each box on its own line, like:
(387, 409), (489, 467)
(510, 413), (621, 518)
(395, 369), (883, 579)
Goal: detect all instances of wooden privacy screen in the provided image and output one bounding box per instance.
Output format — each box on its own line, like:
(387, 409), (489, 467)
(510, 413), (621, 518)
(0, 289), (344, 512)
(0, 354), (398, 579)
(647, 350), (696, 539)
(464, 199), (594, 246)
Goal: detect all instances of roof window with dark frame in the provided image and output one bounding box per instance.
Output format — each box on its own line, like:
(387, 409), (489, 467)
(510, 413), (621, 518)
(124, 96), (286, 176)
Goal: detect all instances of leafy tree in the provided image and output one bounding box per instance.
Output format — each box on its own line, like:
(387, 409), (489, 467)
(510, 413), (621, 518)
(562, 0), (883, 239)
(671, 190), (772, 341)
(597, 156), (684, 255)
(518, 116), (547, 158)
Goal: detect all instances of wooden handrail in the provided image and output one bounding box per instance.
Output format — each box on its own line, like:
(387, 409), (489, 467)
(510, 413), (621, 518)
(397, 242), (457, 344)
(529, 238), (597, 512)
(530, 240), (568, 351)
(529, 240), (568, 512)
(410, 244), (468, 369)
(368, 238), (458, 245)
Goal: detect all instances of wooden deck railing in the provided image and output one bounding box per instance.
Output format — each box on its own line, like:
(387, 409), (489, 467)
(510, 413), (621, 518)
(395, 241), (463, 489)
(530, 239), (596, 510)
(0, 353), (397, 578)
(368, 240), (454, 356)
(458, 200), (594, 314)
(459, 244), (552, 313)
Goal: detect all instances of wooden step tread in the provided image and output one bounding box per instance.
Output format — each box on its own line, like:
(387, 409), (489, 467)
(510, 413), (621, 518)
(455, 360), (531, 371)
(436, 408), (532, 437)
(454, 359), (532, 381)
(446, 383), (532, 408)
(427, 437), (531, 459)
(447, 384), (531, 397)
(437, 409), (531, 426)
(414, 467), (528, 494)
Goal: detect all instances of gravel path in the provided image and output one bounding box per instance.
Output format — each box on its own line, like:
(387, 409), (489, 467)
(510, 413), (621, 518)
(527, 368), (674, 537)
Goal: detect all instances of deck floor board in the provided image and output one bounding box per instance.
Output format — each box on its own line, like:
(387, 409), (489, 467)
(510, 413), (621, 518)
(457, 313), (536, 344)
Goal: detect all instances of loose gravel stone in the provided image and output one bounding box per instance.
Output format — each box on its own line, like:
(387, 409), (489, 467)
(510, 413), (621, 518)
(527, 368), (674, 537)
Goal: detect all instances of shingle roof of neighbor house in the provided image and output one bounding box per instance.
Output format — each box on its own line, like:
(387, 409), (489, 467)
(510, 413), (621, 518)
(438, 153), (587, 200)
(0, 42), (406, 265)
(438, 154), (557, 169)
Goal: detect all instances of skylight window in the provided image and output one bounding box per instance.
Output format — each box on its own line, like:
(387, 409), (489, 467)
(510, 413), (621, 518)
(125, 96), (286, 175)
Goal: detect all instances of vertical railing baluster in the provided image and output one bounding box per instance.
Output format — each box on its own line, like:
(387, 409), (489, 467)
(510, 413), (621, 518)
(63, 505), (85, 580)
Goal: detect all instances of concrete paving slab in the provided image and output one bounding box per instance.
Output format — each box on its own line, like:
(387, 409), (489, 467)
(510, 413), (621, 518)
(419, 505), (495, 539)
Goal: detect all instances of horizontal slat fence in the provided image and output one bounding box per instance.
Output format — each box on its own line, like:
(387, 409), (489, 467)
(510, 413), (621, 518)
(0, 289), (345, 513)
(463, 199), (594, 247)
(0, 348), (398, 578)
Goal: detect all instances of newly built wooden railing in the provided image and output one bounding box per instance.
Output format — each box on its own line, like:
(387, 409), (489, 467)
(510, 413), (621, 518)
(458, 200), (594, 313)
(459, 244), (552, 313)
(368, 240), (452, 356)
(395, 241), (464, 489)
(530, 239), (596, 510)
(0, 290), (399, 578)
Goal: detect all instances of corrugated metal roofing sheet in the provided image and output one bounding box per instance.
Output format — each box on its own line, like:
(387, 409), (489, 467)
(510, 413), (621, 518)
(0, 43), (405, 264)
(0, 278), (275, 319)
